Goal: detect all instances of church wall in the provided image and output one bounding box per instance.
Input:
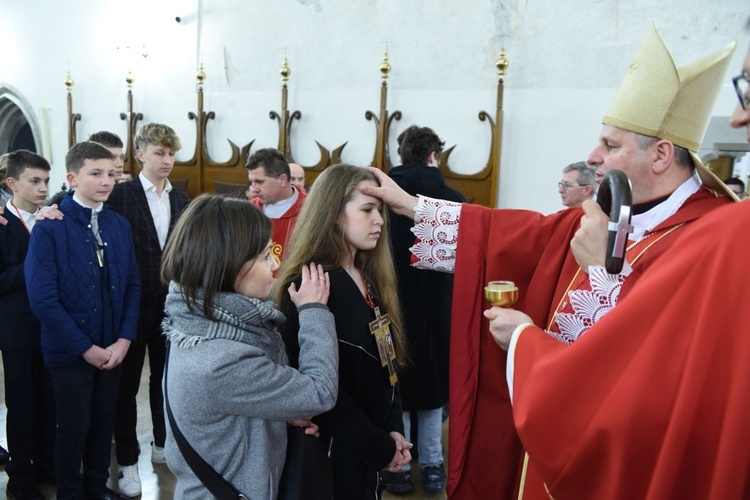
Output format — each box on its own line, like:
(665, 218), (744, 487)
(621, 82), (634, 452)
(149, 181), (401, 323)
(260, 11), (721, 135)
(0, 0), (747, 214)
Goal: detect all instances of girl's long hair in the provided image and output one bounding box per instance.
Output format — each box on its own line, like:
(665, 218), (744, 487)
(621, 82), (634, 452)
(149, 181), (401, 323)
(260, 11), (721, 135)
(275, 164), (407, 367)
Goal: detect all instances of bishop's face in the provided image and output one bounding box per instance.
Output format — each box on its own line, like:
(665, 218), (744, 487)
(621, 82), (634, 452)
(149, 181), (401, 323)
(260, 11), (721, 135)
(587, 125), (654, 204)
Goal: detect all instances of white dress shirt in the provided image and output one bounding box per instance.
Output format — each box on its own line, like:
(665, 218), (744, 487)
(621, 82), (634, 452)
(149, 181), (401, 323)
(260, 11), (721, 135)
(139, 173), (173, 250)
(5, 200), (39, 233)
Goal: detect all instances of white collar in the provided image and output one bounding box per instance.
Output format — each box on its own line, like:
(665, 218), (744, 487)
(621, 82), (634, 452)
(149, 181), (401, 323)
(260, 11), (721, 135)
(262, 187), (298, 217)
(72, 193), (104, 213)
(139, 172), (173, 194)
(630, 174), (700, 242)
(5, 199), (38, 222)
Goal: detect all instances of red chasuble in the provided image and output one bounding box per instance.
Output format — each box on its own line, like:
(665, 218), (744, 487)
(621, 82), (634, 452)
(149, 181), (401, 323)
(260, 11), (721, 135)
(447, 187), (728, 499)
(511, 200), (750, 500)
(251, 189), (306, 263)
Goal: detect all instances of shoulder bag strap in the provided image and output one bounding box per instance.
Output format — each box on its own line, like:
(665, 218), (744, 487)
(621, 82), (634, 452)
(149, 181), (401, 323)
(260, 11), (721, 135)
(164, 343), (248, 499)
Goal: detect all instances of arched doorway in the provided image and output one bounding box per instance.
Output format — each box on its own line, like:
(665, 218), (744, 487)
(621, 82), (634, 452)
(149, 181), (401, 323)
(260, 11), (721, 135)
(0, 85), (42, 154)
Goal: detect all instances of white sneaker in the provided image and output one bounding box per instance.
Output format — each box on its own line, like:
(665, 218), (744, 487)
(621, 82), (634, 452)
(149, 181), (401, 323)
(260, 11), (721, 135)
(118, 464), (142, 497)
(151, 442), (166, 464)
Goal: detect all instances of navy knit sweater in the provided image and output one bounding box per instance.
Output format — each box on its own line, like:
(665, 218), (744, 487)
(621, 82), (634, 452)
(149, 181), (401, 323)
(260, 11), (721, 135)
(25, 193), (141, 367)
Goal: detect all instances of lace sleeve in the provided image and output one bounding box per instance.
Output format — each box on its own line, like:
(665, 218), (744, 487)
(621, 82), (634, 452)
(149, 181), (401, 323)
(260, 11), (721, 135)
(408, 196), (462, 273)
(547, 262), (633, 345)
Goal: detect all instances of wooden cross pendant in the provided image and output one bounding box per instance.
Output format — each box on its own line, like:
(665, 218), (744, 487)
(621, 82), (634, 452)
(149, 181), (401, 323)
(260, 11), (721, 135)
(369, 306), (398, 386)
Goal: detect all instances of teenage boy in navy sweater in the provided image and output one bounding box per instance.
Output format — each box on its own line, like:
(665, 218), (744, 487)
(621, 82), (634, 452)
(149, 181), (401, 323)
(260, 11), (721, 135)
(0, 150), (55, 500)
(26, 141), (140, 500)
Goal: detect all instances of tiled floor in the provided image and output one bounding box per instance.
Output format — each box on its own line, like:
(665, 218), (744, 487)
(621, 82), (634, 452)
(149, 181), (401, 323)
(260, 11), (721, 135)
(0, 361), (447, 499)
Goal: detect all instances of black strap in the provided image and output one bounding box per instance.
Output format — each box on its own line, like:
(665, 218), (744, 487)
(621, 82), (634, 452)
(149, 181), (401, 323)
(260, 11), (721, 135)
(164, 343), (248, 499)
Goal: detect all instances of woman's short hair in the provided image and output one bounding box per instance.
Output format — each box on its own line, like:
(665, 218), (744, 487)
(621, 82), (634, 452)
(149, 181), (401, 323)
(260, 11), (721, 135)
(161, 194), (273, 320)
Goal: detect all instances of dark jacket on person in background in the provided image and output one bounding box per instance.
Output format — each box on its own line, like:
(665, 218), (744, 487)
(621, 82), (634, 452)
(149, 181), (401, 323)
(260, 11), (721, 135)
(388, 163), (465, 410)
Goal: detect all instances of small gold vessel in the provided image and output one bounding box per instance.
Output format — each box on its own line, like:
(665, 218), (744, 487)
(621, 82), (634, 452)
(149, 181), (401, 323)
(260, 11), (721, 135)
(484, 280), (518, 308)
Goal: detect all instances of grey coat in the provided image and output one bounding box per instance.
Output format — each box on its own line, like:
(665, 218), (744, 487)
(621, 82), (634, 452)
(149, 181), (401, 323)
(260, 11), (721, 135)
(162, 287), (338, 500)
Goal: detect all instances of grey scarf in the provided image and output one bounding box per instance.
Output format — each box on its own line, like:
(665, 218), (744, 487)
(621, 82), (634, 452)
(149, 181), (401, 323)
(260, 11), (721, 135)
(162, 282), (287, 350)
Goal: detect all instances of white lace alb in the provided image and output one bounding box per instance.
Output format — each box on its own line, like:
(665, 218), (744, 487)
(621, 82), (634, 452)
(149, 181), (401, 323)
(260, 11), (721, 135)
(546, 176), (700, 344)
(410, 196), (461, 273)
(549, 263), (632, 345)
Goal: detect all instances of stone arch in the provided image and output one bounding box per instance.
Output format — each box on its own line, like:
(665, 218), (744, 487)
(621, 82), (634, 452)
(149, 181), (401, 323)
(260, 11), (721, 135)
(0, 84), (42, 154)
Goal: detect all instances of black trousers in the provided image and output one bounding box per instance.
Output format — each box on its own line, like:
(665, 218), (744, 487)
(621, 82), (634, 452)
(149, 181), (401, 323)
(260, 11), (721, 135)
(114, 303), (167, 465)
(50, 362), (121, 500)
(1, 348), (56, 485)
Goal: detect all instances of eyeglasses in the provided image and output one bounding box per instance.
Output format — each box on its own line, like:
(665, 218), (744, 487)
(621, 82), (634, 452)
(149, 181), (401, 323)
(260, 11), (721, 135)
(733, 70), (750, 110)
(558, 182), (584, 191)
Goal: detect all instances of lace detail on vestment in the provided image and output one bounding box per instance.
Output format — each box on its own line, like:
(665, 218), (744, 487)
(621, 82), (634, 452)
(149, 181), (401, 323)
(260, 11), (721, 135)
(409, 196), (462, 272)
(548, 262), (632, 345)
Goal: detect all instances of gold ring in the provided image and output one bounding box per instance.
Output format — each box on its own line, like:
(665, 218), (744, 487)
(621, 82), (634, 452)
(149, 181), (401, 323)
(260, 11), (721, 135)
(319, 277), (326, 280)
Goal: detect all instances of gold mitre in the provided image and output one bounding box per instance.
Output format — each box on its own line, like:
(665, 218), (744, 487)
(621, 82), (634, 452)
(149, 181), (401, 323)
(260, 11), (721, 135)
(603, 24), (737, 198)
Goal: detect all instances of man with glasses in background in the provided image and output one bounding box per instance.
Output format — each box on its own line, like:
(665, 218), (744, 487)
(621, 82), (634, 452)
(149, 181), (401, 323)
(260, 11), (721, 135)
(558, 161), (596, 208)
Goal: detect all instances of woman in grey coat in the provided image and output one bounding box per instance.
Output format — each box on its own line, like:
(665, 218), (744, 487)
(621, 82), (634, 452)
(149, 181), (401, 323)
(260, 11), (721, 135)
(160, 195), (338, 500)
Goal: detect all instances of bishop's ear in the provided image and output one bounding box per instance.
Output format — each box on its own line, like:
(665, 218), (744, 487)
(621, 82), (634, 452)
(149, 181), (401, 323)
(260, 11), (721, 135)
(651, 139), (675, 175)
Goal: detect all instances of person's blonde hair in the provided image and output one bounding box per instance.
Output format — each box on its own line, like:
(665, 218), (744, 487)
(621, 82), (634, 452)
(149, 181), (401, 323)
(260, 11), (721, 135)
(134, 122), (182, 166)
(275, 164), (407, 366)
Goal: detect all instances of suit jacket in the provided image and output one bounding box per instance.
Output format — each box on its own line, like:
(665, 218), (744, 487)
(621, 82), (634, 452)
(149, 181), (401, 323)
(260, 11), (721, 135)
(0, 210), (40, 351)
(107, 177), (191, 316)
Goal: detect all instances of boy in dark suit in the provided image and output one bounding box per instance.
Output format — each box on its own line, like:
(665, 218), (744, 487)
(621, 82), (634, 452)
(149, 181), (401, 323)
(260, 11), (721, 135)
(107, 123), (190, 497)
(26, 141), (140, 500)
(0, 150), (55, 500)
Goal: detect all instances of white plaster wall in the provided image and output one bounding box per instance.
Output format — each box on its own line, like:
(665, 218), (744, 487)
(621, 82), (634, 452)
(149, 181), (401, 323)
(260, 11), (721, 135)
(0, 0), (747, 213)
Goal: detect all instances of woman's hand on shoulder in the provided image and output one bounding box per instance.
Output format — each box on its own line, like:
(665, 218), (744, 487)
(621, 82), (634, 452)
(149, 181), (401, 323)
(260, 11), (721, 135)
(36, 205), (64, 221)
(288, 262), (330, 307)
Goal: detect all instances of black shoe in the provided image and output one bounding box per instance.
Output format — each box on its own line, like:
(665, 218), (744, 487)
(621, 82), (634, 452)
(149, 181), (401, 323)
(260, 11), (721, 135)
(7, 480), (45, 500)
(421, 463), (446, 493)
(380, 470), (413, 494)
(84, 488), (127, 500)
(0, 445), (9, 465)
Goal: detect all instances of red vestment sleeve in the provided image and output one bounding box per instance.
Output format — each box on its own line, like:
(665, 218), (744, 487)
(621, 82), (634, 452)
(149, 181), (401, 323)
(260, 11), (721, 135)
(512, 200), (750, 499)
(448, 203), (583, 499)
